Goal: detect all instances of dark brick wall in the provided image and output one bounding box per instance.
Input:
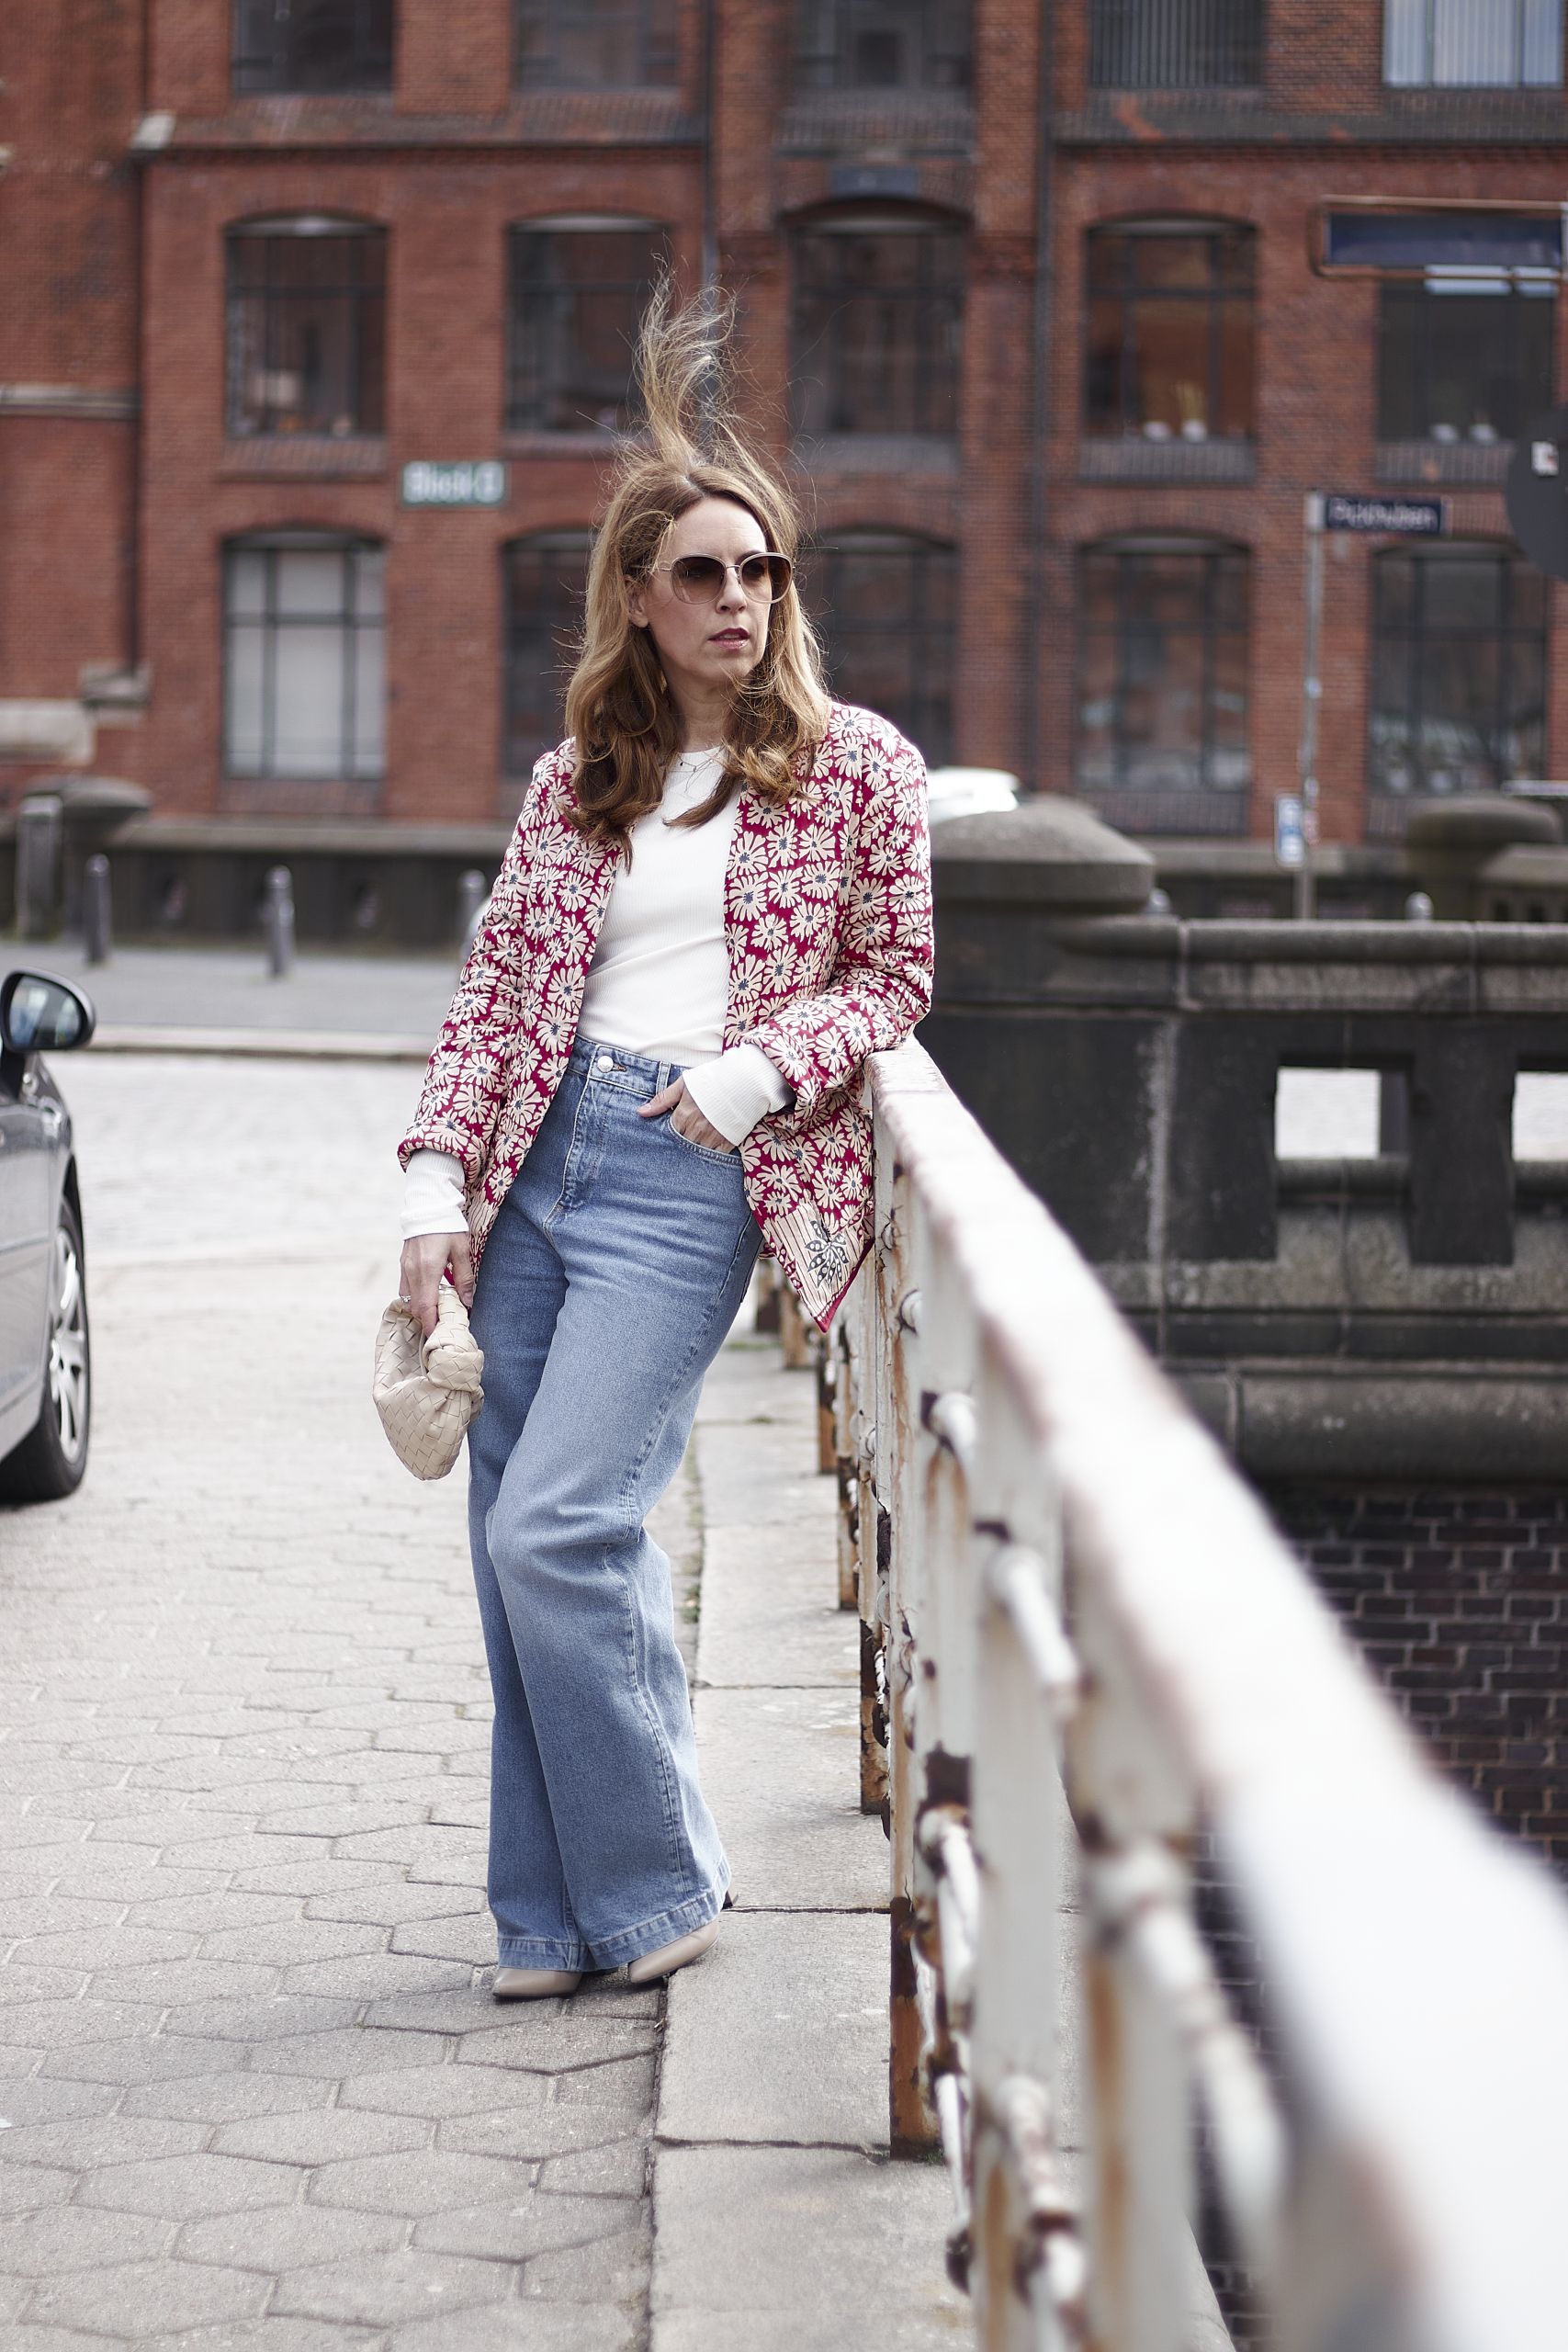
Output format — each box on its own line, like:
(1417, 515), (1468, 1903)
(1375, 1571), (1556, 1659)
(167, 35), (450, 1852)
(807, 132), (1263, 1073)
(1194, 1480), (1568, 2349)
(1266, 1483), (1568, 1868)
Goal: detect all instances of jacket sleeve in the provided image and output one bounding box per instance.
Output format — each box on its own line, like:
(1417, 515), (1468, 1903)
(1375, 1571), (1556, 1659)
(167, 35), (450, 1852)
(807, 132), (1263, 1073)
(397, 787), (536, 1189)
(742, 721), (933, 1125)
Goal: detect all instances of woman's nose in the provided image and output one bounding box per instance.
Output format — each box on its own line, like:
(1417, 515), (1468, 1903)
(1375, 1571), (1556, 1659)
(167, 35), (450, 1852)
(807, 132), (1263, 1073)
(716, 568), (748, 612)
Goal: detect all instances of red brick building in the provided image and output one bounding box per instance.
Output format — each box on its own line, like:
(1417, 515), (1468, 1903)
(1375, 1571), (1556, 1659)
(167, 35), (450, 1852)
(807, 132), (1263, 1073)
(3, 0), (1565, 853)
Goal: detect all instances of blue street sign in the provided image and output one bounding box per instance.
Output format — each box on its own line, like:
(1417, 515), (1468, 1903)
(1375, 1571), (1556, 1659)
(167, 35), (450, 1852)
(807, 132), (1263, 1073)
(400, 461), (509, 509)
(1323, 493), (1446, 536)
(1275, 793), (1306, 870)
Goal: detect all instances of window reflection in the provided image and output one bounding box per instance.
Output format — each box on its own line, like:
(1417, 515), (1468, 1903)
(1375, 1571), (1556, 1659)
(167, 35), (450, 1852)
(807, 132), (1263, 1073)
(793, 216), (965, 436)
(1371, 547), (1547, 801)
(1077, 538), (1251, 822)
(809, 530), (957, 763)
(1085, 221), (1255, 444)
(502, 532), (592, 775)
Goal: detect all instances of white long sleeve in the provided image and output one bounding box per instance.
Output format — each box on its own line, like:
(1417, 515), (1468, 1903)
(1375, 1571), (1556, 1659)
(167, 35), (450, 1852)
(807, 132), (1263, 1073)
(401, 1148), (468, 1240)
(682, 1042), (793, 1145)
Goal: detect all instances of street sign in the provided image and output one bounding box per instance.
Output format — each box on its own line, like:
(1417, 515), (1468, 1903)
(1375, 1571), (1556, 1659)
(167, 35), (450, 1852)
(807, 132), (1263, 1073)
(1506, 407), (1568, 582)
(400, 460), (509, 508)
(1322, 493), (1446, 536)
(1274, 793), (1306, 870)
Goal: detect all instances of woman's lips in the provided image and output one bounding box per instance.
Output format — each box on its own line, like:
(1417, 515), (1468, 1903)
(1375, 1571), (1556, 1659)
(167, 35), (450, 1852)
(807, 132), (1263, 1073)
(710, 630), (750, 648)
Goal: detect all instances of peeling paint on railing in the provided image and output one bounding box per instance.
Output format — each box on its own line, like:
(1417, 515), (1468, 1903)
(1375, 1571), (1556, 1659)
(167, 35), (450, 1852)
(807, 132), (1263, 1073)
(821, 1037), (1568, 2352)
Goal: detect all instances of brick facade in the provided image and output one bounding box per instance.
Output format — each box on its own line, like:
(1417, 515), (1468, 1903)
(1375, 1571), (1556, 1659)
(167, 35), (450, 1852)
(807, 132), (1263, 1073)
(2, 2), (1563, 839)
(1269, 1482), (1568, 1866)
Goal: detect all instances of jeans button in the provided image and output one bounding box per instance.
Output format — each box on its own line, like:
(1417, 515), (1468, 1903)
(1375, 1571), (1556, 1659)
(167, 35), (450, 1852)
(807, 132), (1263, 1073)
(596, 1053), (615, 1072)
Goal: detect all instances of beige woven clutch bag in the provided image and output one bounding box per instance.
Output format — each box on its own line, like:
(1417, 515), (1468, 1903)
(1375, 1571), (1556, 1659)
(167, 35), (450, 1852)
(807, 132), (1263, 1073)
(373, 1285), (485, 1480)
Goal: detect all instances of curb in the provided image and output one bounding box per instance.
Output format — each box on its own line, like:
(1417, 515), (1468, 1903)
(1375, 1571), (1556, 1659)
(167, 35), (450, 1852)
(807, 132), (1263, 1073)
(91, 1024), (429, 1062)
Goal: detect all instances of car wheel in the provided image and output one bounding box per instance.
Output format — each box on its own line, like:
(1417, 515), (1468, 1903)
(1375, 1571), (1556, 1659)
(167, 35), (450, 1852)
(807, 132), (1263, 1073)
(0, 1193), (90, 1504)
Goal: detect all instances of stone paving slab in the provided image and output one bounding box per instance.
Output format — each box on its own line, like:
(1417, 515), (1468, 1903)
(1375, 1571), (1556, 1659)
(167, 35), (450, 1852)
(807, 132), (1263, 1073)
(694, 1688), (885, 1910)
(650, 2145), (964, 2351)
(650, 1346), (969, 2348)
(658, 1910), (888, 2147)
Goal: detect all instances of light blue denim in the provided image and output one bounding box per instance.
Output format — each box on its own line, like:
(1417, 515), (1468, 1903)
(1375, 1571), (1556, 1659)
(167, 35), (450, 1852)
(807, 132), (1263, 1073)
(467, 1031), (763, 1972)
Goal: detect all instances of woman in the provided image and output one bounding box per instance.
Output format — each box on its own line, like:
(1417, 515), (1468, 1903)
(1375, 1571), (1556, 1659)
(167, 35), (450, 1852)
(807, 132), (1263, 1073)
(398, 291), (932, 1999)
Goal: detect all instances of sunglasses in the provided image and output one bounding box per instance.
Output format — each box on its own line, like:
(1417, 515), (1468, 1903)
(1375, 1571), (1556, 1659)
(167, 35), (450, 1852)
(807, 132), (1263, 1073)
(650, 552), (794, 605)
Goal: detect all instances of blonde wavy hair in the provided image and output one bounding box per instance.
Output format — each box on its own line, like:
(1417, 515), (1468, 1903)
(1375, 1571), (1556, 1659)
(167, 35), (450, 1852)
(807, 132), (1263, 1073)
(562, 283), (830, 854)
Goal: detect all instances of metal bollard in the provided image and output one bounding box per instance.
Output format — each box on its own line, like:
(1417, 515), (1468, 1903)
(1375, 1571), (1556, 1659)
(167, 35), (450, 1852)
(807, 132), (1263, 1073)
(264, 865), (296, 978)
(1404, 890), (1435, 922)
(457, 868), (488, 956)
(16, 797), (62, 941)
(83, 854), (112, 965)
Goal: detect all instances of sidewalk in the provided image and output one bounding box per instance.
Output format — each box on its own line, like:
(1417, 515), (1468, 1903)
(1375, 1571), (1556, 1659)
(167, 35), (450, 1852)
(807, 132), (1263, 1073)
(10, 939), (457, 1051)
(655, 1342), (965, 2350)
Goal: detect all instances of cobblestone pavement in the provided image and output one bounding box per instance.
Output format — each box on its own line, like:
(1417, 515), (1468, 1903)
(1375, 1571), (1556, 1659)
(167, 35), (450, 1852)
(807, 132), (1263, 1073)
(0, 1052), (705, 2350)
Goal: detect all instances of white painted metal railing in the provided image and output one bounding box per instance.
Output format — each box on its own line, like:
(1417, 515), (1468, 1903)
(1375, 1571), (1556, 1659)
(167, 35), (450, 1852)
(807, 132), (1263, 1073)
(823, 1040), (1568, 2352)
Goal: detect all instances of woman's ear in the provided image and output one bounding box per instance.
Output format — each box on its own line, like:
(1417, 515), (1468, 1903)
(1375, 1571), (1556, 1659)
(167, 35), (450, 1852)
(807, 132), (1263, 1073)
(626, 578), (649, 629)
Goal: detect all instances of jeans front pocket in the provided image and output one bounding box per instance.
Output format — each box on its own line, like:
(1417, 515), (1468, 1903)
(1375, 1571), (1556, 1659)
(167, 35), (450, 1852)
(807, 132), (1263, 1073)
(663, 1114), (743, 1170)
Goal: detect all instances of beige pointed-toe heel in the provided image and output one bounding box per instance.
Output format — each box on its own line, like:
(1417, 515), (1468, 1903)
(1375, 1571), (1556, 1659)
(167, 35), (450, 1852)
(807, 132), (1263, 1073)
(626, 1914), (721, 1987)
(493, 1966), (583, 2000)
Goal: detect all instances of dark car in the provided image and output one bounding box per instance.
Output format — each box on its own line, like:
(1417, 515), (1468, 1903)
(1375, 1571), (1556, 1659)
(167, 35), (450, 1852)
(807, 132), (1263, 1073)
(0, 969), (96, 1503)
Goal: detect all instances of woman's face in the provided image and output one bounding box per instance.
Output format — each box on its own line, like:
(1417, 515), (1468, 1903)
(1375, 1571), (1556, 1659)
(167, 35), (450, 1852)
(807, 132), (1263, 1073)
(627, 495), (771, 710)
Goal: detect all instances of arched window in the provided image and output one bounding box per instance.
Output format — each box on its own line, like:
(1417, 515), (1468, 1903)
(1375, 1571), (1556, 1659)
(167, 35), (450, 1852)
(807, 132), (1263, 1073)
(792, 211), (964, 438)
(505, 219), (671, 432)
(515, 0), (678, 86)
(223, 531), (386, 780)
(1077, 537), (1250, 831)
(795, 0), (971, 90)
(1085, 220), (1255, 446)
(1371, 544), (1547, 808)
(810, 530), (956, 763)
(226, 216), (387, 438)
(502, 532), (592, 775)
(232, 0), (394, 93)
(1089, 0), (1263, 88)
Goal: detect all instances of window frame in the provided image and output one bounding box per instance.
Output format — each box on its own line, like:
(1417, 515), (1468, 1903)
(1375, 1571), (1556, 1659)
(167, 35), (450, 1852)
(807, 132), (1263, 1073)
(231, 0), (395, 96)
(1376, 276), (1556, 445)
(1082, 217), (1257, 447)
(790, 209), (966, 440)
(1075, 534), (1253, 820)
(221, 530), (387, 784)
(513, 0), (679, 89)
(1382, 0), (1563, 88)
(502, 530), (593, 777)
(1368, 541), (1549, 807)
(807, 527), (958, 766)
(224, 215), (388, 440)
(504, 218), (671, 435)
(794, 0), (972, 92)
(1088, 0), (1265, 90)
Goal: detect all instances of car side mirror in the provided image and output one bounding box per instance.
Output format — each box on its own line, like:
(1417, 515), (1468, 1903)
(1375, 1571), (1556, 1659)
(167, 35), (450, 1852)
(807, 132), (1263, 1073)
(0, 970), (97, 1057)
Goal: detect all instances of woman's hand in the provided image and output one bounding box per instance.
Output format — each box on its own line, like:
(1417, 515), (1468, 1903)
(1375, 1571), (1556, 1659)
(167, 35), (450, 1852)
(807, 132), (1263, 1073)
(400, 1233), (475, 1338)
(638, 1079), (736, 1154)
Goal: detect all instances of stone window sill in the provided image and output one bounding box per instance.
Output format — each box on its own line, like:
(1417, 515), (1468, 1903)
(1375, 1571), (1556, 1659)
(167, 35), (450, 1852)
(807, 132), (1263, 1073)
(1374, 438), (1512, 487)
(500, 428), (618, 458)
(791, 432), (958, 476)
(1078, 437), (1256, 484)
(220, 436), (388, 480)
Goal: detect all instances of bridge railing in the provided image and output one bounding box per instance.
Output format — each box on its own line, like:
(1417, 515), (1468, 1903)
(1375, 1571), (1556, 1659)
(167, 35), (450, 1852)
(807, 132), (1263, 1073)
(825, 1038), (1568, 2352)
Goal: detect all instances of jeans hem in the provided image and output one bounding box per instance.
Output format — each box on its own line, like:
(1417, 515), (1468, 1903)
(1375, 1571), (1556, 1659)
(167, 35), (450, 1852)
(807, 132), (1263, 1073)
(496, 1934), (592, 1970)
(585, 1876), (728, 1969)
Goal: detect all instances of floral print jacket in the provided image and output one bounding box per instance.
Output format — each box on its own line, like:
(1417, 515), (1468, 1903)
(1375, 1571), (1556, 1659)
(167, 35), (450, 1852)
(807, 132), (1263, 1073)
(399, 701), (933, 1329)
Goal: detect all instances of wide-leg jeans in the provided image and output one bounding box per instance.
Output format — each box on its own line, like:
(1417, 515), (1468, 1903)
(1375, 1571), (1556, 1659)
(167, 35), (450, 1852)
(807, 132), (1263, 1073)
(466, 1032), (763, 1972)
